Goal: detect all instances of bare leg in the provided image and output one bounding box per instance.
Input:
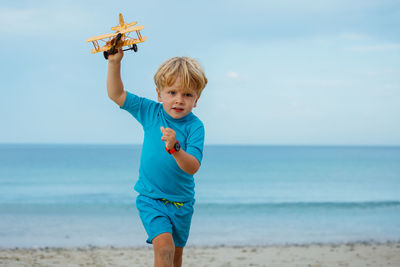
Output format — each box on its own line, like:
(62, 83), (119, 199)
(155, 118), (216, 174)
(153, 233), (175, 267)
(174, 247), (184, 267)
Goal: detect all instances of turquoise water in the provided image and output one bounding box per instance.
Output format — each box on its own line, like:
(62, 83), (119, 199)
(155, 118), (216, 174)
(1, 144), (400, 248)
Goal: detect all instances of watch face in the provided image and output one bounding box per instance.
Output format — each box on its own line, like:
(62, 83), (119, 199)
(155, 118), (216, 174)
(174, 142), (181, 151)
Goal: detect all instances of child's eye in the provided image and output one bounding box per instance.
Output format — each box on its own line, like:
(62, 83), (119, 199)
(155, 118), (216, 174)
(169, 91), (176, 95)
(185, 93), (193, 97)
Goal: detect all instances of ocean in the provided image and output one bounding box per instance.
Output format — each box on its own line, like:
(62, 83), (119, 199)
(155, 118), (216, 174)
(1, 144), (399, 248)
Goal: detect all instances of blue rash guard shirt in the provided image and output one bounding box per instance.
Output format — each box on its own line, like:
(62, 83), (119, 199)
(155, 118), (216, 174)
(121, 91), (205, 202)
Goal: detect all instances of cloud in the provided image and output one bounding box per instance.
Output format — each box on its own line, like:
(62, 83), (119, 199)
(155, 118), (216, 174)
(348, 43), (400, 52)
(0, 7), (39, 34)
(0, 6), (97, 38)
(339, 32), (370, 41)
(226, 71), (239, 79)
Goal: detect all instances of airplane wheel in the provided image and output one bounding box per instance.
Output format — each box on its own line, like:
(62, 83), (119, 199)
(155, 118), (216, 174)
(132, 44), (138, 52)
(104, 51), (109, 60)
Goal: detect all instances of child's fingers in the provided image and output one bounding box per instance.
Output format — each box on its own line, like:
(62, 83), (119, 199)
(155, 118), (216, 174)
(161, 127), (175, 136)
(163, 127), (175, 134)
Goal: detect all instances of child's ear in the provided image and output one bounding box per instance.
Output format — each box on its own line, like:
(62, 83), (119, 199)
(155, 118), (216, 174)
(156, 88), (162, 102)
(193, 97), (199, 108)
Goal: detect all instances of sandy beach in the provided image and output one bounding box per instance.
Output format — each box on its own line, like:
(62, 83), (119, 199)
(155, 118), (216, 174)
(1, 242), (399, 267)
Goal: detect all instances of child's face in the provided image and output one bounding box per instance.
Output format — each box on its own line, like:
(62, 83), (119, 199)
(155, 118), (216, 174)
(157, 76), (199, 119)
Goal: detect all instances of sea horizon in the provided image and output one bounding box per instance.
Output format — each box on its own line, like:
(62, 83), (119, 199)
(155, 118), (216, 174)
(1, 143), (400, 147)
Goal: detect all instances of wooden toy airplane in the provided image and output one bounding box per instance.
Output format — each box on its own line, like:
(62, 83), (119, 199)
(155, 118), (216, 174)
(86, 13), (147, 60)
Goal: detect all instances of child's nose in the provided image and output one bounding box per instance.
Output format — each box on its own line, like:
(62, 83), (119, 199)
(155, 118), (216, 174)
(175, 94), (184, 103)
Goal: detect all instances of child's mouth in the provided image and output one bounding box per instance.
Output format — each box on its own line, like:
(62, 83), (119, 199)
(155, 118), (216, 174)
(173, 107), (184, 112)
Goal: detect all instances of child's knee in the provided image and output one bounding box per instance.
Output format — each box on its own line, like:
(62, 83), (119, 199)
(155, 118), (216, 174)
(153, 233), (175, 263)
(155, 245), (175, 263)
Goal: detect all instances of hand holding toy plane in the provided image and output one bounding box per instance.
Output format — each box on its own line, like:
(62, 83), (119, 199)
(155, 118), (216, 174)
(86, 13), (147, 60)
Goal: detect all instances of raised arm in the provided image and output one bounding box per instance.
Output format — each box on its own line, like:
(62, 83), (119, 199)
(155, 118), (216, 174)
(107, 49), (127, 107)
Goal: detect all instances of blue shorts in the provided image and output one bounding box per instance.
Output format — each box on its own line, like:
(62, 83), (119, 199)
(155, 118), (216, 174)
(136, 195), (195, 247)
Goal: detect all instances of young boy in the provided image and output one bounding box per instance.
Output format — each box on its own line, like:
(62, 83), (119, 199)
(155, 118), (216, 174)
(106, 49), (207, 267)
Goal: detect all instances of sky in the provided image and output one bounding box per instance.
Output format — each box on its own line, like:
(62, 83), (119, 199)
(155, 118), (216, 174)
(0, 0), (399, 145)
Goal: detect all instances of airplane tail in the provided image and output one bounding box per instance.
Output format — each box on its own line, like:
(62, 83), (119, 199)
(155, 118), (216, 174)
(111, 13), (137, 31)
(119, 13), (125, 27)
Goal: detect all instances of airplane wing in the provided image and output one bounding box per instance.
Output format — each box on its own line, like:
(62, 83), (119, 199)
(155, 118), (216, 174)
(122, 36), (148, 46)
(90, 44), (111, 54)
(119, 25), (144, 34)
(86, 32), (118, 42)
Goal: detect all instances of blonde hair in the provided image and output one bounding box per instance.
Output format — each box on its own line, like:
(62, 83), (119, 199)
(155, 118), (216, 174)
(154, 57), (207, 97)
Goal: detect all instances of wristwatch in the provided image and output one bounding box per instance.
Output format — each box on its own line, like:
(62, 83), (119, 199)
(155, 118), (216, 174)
(165, 141), (180, 154)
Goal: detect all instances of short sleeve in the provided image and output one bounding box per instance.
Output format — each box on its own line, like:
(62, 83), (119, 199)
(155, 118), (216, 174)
(120, 91), (160, 129)
(186, 124), (205, 164)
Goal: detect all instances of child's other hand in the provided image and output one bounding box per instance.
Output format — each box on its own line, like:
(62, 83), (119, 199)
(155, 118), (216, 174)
(108, 48), (124, 63)
(160, 127), (177, 150)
